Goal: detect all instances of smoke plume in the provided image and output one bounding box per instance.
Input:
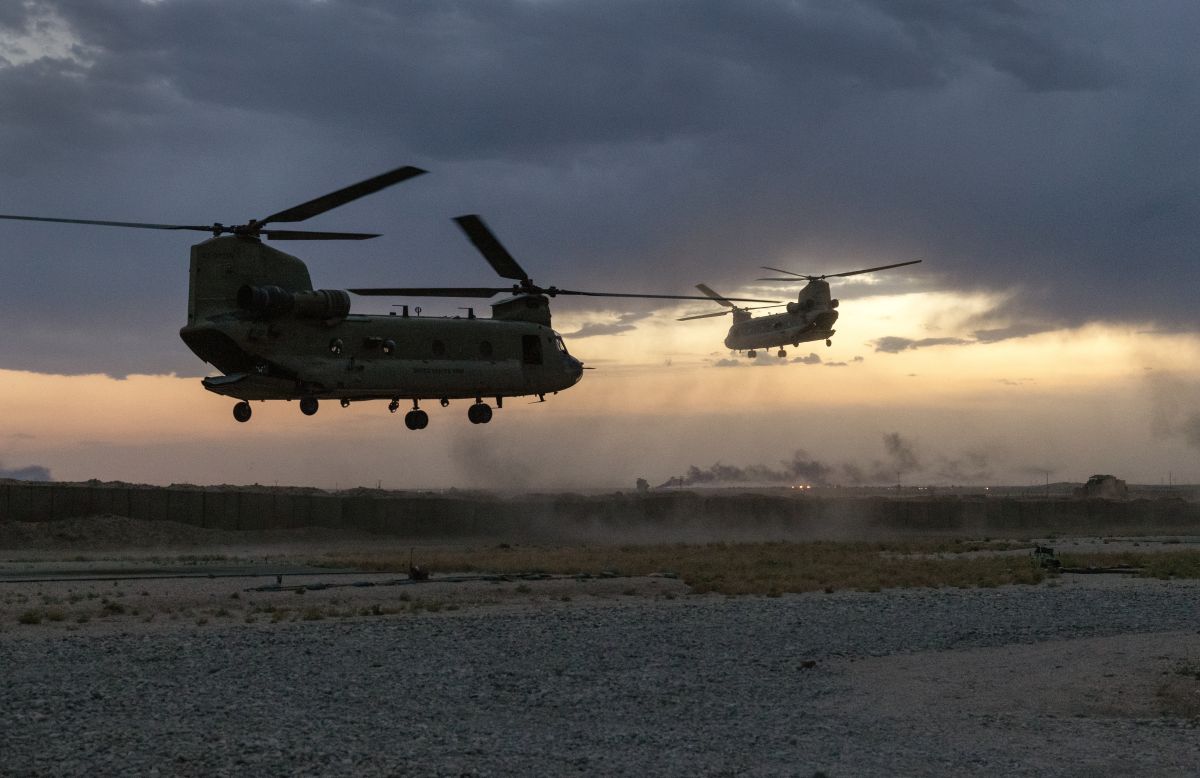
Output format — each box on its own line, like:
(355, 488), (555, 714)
(0, 462), (52, 481)
(664, 433), (928, 487)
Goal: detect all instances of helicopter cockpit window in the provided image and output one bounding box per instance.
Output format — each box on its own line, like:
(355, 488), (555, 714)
(431, 339), (446, 357)
(522, 334), (543, 365)
(554, 335), (568, 354)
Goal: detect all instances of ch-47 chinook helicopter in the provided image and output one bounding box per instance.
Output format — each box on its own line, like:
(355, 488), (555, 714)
(1, 166), (774, 428)
(678, 260), (922, 358)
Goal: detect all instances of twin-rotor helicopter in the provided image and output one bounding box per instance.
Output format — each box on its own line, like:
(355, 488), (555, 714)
(2, 166), (782, 428)
(680, 261), (922, 358)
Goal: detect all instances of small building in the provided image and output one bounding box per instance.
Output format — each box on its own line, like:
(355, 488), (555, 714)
(1073, 474), (1128, 499)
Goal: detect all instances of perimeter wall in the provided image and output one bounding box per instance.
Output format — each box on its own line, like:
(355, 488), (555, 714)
(2, 480), (1200, 539)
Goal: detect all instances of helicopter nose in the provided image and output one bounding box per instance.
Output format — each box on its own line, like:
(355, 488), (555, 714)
(568, 356), (584, 383)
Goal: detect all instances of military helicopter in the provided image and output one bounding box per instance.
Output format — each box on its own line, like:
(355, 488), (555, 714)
(679, 260), (922, 358)
(1, 166), (774, 428)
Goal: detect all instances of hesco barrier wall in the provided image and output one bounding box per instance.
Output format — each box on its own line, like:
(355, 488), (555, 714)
(3, 480), (1200, 539)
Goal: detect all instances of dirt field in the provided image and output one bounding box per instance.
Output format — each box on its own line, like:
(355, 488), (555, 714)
(3, 516), (1199, 775)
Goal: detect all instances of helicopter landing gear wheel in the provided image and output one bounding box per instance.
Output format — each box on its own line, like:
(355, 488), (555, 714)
(467, 402), (492, 425)
(233, 401), (252, 423)
(747, 349), (757, 358)
(826, 339), (832, 347)
(299, 396), (319, 416)
(340, 398), (350, 408)
(405, 409), (429, 430)
(388, 398), (400, 414)
(778, 349), (787, 358)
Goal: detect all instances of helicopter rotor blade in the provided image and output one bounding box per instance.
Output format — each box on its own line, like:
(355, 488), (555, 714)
(677, 303), (785, 321)
(349, 287), (511, 298)
(0, 214), (213, 232)
(453, 215), (530, 282)
(548, 288), (777, 303)
(350, 285), (777, 303)
(695, 283), (736, 307)
(759, 265), (812, 279)
(261, 165), (427, 225)
(263, 230), (381, 240)
(821, 259), (922, 279)
(2, 164), (426, 241)
(677, 310), (733, 321)
(762, 259), (923, 281)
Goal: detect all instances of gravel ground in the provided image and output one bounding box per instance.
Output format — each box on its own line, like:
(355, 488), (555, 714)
(2, 573), (1199, 777)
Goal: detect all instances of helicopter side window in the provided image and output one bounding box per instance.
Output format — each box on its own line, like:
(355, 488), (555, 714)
(479, 340), (493, 359)
(431, 339), (446, 357)
(522, 334), (543, 365)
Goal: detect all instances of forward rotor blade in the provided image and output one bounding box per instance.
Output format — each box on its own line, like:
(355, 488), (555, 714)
(349, 287), (511, 298)
(677, 310), (733, 321)
(695, 283), (735, 307)
(757, 276), (811, 282)
(0, 214), (211, 232)
(550, 289), (777, 303)
(823, 259), (922, 279)
(262, 230), (381, 240)
(676, 303), (785, 322)
(262, 165), (427, 225)
(453, 215), (530, 281)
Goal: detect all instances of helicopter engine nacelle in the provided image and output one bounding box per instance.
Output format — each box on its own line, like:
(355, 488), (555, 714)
(237, 285), (351, 320)
(786, 301), (800, 314)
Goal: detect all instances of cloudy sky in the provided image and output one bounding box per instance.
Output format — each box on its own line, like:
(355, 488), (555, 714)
(2, 0), (1199, 489)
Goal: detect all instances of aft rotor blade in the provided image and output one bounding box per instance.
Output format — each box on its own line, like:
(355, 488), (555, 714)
(757, 276), (812, 282)
(823, 259), (922, 279)
(263, 230), (382, 240)
(0, 214), (212, 232)
(453, 215), (530, 281)
(349, 287), (511, 298)
(262, 165), (427, 225)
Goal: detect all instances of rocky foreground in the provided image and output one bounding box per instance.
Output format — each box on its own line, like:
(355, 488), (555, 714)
(3, 573), (1199, 777)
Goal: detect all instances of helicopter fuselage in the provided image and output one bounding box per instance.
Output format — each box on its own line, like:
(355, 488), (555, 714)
(724, 278), (838, 351)
(178, 236), (582, 413)
(182, 313), (583, 402)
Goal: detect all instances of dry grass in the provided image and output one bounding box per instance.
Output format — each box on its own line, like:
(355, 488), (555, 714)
(1059, 551), (1200, 579)
(321, 541), (1048, 596)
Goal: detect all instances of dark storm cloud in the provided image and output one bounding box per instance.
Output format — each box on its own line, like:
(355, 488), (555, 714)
(1, 0), (1197, 376)
(873, 336), (973, 353)
(561, 311), (653, 339)
(873, 320), (1057, 352)
(972, 323), (1058, 343)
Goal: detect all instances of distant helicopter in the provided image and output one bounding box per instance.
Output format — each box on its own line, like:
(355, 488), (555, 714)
(679, 260), (922, 358)
(1, 166), (774, 427)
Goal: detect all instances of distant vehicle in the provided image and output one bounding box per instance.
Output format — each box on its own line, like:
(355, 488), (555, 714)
(679, 261), (922, 357)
